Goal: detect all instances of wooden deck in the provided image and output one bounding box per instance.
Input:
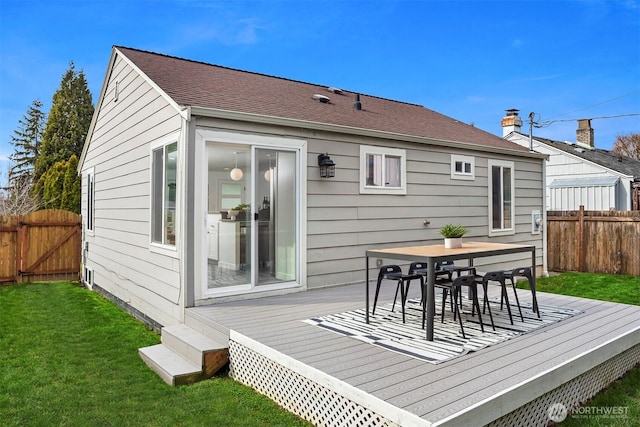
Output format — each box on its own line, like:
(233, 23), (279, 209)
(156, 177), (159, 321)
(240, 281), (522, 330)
(187, 282), (640, 426)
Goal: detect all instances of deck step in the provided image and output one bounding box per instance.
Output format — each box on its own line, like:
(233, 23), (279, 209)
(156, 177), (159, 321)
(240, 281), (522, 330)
(139, 344), (202, 386)
(162, 323), (229, 377)
(139, 323), (229, 386)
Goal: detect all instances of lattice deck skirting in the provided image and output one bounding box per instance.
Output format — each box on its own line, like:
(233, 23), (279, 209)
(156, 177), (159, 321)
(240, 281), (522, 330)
(229, 331), (639, 427)
(488, 343), (640, 427)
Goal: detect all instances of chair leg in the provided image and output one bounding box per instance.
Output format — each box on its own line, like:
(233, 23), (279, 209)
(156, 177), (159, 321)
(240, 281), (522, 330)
(526, 272), (541, 318)
(440, 289), (448, 323)
(507, 278), (525, 322)
(481, 283), (495, 331)
(470, 286), (485, 333)
(391, 281), (401, 312)
(372, 275), (384, 315)
(453, 287), (466, 339)
(500, 282), (515, 325)
(399, 279), (406, 323)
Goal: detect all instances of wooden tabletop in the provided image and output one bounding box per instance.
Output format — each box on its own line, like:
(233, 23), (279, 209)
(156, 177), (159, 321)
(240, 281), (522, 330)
(366, 241), (534, 258)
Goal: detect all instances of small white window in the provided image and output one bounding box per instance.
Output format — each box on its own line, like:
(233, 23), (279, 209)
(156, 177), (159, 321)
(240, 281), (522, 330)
(359, 145), (407, 195)
(451, 155), (474, 180)
(488, 159), (515, 236)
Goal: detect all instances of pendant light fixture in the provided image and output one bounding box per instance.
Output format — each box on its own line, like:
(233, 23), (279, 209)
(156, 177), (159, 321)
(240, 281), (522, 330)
(264, 154), (272, 182)
(230, 152), (243, 181)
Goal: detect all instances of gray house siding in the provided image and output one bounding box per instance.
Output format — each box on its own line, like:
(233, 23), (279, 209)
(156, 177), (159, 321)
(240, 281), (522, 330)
(304, 132), (544, 289)
(81, 53), (184, 327)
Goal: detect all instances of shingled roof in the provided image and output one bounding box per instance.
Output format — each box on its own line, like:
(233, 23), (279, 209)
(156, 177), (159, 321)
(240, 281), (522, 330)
(528, 134), (640, 178)
(116, 46), (529, 153)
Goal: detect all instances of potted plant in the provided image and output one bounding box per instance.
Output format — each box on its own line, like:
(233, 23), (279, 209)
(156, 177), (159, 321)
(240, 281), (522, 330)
(227, 203), (250, 221)
(439, 224), (468, 249)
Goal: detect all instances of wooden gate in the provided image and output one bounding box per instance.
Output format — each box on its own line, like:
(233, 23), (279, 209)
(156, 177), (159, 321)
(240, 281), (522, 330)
(0, 209), (81, 284)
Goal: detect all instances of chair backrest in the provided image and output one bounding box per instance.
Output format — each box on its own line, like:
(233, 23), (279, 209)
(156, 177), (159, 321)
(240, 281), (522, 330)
(437, 260), (454, 269)
(409, 262), (427, 275)
(452, 274), (476, 287)
(482, 270), (504, 284)
(379, 265), (402, 278)
(511, 267), (532, 278)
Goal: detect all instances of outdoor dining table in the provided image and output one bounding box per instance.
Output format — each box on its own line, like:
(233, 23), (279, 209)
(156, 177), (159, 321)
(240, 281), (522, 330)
(365, 241), (536, 341)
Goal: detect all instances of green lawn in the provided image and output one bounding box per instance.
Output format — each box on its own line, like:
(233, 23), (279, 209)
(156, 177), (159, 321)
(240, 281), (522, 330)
(531, 272), (640, 306)
(0, 282), (311, 427)
(529, 272), (640, 426)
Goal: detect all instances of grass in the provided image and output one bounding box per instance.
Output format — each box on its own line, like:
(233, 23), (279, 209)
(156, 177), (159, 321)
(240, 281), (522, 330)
(528, 272), (640, 306)
(0, 282), (311, 427)
(522, 272), (640, 426)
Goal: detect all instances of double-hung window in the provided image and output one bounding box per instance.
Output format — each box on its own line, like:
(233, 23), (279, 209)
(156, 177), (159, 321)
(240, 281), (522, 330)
(151, 141), (177, 246)
(359, 145), (407, 195)
(488, 159), (515, 235)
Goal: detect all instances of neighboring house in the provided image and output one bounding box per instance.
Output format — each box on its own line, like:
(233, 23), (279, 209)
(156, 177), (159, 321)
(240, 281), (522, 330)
(502, 109), (640, 211)
(79, 46), (546, 329)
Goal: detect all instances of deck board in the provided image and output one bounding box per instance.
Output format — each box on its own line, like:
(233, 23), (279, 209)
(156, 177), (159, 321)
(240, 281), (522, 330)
(188, 281), (640, 425)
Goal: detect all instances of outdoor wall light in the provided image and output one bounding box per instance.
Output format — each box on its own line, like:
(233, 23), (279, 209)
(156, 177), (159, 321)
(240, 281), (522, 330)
(318, 153), (336, 178)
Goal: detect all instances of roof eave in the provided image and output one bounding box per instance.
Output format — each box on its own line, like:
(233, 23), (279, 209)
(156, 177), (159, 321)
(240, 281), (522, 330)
(190, 106), (548, 160)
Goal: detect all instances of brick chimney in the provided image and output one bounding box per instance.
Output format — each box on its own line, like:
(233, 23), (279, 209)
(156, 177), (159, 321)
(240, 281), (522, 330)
(501, 109), (523, 137)
(576, 119), (595, 149)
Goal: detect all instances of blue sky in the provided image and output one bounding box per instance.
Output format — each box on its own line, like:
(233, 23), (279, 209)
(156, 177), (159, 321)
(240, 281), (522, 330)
(1, 0), (639, 181)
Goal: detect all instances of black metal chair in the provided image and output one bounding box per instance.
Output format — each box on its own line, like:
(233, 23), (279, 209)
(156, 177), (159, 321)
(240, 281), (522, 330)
(448, 274), (495, 339)
(372, 265), (423, 323)
(478, 270), (522, 324)
(438, 260), (477, 278)
(409, 261), (453, 327)
(504, 267), (540, 318)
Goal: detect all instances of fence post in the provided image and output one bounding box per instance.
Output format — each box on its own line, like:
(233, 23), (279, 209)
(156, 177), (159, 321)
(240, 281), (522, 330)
(577, 205), (585, 272)
(15, 215), (25, 283)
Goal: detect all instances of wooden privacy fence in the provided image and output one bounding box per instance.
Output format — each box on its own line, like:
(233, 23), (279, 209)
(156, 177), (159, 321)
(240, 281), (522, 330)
(0, 209), (81, 284)
(547, 206), (640, 276)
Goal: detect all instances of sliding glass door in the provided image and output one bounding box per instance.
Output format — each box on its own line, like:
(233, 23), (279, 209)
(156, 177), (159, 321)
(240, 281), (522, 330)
(205, 143), (298, 293)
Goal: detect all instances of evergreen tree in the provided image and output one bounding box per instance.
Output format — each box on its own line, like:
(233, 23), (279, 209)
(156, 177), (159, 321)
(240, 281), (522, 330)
(38, 155), (81, 213)
(8, 100), (46, 186)
(40, 160), (66, 210)
(61, 155), (80, 213)
(34, 62), (94, 193)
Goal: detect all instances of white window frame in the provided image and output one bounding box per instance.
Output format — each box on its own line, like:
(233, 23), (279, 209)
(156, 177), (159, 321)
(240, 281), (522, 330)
(359, 145), (407, 195)
(150, 136), (179, 253)
(83, 265), (93, 287)
(488, 159), (515, 236)
(85, 168), (95, 235)
(450, 154), (475, 180)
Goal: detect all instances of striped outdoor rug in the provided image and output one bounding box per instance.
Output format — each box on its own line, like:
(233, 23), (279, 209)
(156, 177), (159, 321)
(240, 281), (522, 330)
(303, 297), (582, 364)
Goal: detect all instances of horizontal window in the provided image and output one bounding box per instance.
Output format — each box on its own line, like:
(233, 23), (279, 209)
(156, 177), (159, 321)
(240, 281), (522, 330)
(451, 155), (475, 180)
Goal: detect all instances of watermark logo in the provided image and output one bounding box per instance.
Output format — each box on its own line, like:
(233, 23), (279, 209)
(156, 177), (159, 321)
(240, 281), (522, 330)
(571, 405), (629, 419)
(548, 402), (629, 422)
(548, 402), (568, 423)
